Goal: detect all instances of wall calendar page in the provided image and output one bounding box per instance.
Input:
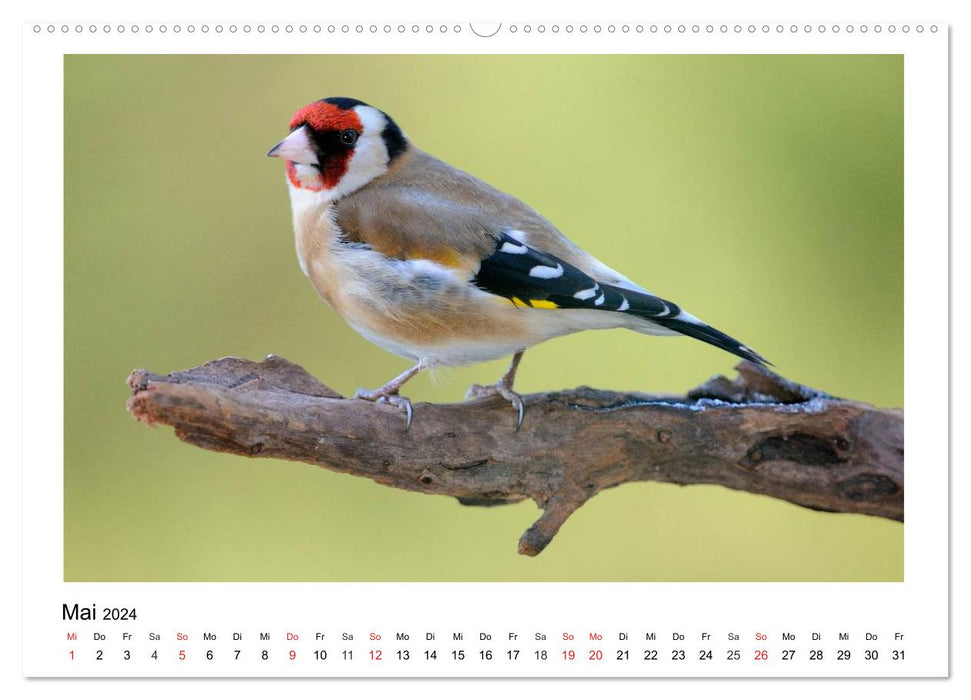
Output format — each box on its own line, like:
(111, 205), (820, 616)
(16, 6), (954, 695)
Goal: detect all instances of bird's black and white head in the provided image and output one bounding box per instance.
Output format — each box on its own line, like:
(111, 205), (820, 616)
(267, 97), (408, 200)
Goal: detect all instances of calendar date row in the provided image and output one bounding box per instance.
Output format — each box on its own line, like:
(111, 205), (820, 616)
(67, 646), (908, 664)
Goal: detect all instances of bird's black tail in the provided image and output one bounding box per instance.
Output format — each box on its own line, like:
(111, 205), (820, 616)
(645, 315), (771, 366)
(601, 283), (771, 366)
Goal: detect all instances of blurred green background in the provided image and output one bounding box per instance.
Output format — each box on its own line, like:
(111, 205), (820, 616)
(64, 55), (903, 581)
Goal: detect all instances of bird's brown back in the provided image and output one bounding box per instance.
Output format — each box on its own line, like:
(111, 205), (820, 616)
(334, 147), (590, 275)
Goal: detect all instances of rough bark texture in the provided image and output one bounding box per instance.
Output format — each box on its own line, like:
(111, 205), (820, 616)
(126, 356), (903, 556)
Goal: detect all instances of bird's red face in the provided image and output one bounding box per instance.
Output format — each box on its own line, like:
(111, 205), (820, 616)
(269, 100), (364, 191)
(288, 100), (363, 134)
(268, 97), (407, 197)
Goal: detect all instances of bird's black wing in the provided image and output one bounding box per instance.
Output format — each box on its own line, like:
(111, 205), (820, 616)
(472, 232), (655, 313)
(473, 231), (769, 366)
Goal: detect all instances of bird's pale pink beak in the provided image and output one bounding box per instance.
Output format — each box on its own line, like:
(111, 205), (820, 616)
(266, 125), (318, 165)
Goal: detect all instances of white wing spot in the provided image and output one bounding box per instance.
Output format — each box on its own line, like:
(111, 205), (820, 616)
(505, 229), (527, 243)
(617, 296), (630, 311)
(594, 293), (606, 306)
(574, 286), (598, 300)
(529, 263), (564, 279)
(500, 241), (528, 254)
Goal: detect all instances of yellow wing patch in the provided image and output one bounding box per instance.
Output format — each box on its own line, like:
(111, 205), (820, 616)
(511, 297), (559, 310)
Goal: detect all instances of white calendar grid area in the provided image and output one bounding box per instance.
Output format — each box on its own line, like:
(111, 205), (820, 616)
(21, 23), (948, 678)
(44, 582), (932, 677)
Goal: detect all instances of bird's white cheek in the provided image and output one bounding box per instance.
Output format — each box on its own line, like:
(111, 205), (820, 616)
(330, 136), (390, 199)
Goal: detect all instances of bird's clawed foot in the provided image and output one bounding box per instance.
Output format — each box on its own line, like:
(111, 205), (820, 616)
(354, 387), (414, 430)
(354, 362), (425, 430)
(465, 350), (527, 431)
(465, 381), (526, 431)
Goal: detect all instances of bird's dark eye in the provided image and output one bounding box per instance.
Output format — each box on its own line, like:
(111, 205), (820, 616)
(339, 129), (359, 146)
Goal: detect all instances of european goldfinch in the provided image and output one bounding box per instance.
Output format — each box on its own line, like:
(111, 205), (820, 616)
(268, 97), (768, 429)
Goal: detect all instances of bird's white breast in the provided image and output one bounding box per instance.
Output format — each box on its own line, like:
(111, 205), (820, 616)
(288, 179), (341, 277)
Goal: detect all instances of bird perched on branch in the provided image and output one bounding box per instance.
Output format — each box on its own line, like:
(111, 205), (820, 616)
(268, 97), (768, 430)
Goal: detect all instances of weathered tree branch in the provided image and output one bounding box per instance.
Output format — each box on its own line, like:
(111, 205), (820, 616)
(126, 356), (903, 556)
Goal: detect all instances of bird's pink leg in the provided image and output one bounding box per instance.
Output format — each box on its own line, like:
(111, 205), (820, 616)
(466, 350), (526, 430)
(355, 362), (424, 429)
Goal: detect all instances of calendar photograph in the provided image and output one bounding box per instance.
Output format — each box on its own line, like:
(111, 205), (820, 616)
(62, 52), (904, 583)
